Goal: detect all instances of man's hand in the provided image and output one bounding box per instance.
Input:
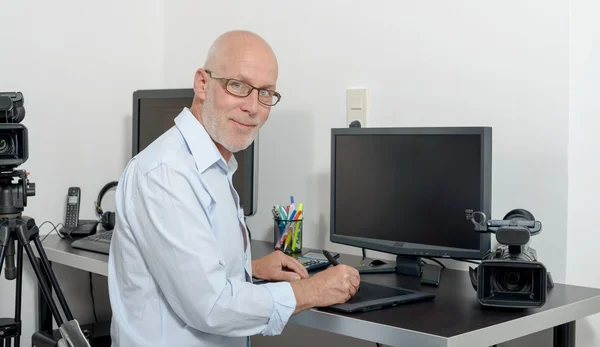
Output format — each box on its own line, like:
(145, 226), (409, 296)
(252, 251), (309, 282)
(290, 264), (360, 314)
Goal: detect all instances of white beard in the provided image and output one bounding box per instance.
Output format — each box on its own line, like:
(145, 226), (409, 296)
(201, 88), (259, 153)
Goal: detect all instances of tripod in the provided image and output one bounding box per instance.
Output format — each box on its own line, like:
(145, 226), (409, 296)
(0, 170), (90, 347)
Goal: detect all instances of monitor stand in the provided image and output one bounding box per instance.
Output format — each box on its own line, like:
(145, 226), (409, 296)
(354, 254), (444, 286)
(355, 257), (398, 274)
(355, 255), (423, 276)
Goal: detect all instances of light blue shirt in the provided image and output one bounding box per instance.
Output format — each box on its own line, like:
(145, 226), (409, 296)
(108, 108), (296, 347)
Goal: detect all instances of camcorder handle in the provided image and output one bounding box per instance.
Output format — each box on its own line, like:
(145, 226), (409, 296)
(465, 209), (542, 237)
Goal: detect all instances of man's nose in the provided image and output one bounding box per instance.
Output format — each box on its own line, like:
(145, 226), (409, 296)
(241, 89), (259, 115)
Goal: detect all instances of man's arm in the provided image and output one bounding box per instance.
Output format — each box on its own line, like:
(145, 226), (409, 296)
(250, 250), (361, 314)
(123, 161), (295, 337)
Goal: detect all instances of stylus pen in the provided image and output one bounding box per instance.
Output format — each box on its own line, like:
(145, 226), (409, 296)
(323, 250), (339, 266)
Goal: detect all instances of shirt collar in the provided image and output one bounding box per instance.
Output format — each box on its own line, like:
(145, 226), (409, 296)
(174, 107), (237, 174)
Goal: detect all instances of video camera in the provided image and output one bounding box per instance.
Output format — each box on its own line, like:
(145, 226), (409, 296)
(465, 208), (554, 308)
(0, 92), (33, 216)
(0, 92), (28, 171)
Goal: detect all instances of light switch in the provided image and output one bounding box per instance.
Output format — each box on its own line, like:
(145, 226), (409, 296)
(346, 88), (368, 127)
(350, 94), (363, 110)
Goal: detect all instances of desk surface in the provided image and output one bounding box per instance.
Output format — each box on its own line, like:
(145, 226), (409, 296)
(42, 234), (600, 347)
(43, 234), (110, 276)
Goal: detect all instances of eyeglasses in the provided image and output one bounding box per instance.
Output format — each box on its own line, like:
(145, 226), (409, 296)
(205, 70), (281, 106)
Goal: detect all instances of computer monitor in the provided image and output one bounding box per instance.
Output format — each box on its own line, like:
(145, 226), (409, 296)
(330, 127), (492, 277)
(132, 88), (259, 216)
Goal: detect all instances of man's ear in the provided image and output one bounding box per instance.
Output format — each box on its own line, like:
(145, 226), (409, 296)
(193, 68), (208, 102)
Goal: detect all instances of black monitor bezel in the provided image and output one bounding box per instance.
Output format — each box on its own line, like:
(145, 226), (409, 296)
(132, 88), (258, 216)
(330, 126), (492, 260)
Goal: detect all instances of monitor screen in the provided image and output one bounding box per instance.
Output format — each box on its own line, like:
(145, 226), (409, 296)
(330, 127), (491, 260)
(132, 89), (258, 216)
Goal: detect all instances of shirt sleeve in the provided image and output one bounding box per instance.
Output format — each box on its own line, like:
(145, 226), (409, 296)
(121, 160), (296, 337)
(260, 282), (296, 335)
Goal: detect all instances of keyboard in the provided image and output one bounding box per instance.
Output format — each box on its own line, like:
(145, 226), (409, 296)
(71, 230), (113, 255)
(252, 255), (333, 284)
(295, 256), (331, 271)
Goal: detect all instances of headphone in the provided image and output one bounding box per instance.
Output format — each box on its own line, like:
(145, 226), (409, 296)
(96, 181), (118, 230)
(502, 208), (535, 222)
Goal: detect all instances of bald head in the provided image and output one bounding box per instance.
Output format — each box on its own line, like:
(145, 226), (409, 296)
(203, 30), (278, 81)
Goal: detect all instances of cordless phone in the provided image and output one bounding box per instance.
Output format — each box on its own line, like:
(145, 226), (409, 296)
(65, 187), (81, 228)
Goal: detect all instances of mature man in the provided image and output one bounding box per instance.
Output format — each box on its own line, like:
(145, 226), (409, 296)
(108, 30), (360, 347)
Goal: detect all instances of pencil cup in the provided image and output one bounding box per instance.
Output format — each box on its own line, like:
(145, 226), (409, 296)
(273, 218), (303, 254)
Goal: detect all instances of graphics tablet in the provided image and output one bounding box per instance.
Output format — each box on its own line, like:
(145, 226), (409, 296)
(328, 281), (435, 313)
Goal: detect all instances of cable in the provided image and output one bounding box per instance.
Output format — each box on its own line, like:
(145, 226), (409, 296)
(39, 220), (99, 243)
(453, 258), (481, 265)
(423, 257), (446, 269)
(39, 221), (67, 243)
(89, 272), (98, 323)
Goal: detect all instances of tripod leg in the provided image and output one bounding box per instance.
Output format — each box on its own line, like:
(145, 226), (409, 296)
(14, 229), (65, 327)
(0, 224), (8, 276)
(12, 244), (23, 347)
(0, 227), (15, 347)
(33, 236), (75, 321)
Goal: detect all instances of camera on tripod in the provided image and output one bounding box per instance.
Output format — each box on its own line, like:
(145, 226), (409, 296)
(0, 92), (35, 284)
(0, 92), (91, 347)
(465, 208), (553, 308)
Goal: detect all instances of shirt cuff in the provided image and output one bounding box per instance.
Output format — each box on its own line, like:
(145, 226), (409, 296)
(261, 281), (296, 336)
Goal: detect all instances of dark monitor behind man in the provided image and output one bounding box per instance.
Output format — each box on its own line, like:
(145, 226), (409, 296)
(132, 88), (258, 216)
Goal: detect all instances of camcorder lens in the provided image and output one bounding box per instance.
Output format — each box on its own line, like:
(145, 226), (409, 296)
(478, 261), (547, 308)
(0, 137), (16, 156)
(493, 268), (532, 292)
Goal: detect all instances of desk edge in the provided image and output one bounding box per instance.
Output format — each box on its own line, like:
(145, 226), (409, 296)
(448, 294), (600, 347)
(44, 245), (109, 277)
(290, 309), (448, 347)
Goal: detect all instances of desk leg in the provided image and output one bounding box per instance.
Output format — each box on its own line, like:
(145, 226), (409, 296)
(37, 258), (53, 332)
(554, 321), (576, 347)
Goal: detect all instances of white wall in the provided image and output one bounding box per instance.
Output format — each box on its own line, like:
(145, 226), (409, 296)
(567, 0), (600, 346)
(164, 0), (570, 278)
(0, 0), (163, 345)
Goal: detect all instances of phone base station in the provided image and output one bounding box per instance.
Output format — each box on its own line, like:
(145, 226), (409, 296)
(58, 220), (98, 237)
